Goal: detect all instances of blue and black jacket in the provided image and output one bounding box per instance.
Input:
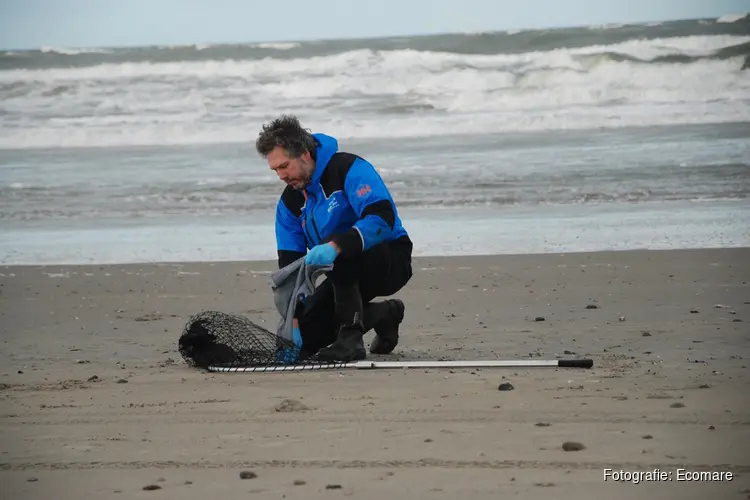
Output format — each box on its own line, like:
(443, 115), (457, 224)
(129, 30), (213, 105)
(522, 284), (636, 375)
(275, 133), (410, 268)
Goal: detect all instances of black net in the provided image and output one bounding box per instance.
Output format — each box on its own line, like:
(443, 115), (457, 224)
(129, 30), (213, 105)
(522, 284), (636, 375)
(178, 310), (301, 369)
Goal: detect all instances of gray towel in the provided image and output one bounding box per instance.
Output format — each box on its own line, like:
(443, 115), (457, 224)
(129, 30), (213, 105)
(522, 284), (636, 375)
(270, 256), (333, 349)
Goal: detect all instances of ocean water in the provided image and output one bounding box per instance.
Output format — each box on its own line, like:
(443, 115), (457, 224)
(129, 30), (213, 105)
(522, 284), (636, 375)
(1, 15), (749, 265)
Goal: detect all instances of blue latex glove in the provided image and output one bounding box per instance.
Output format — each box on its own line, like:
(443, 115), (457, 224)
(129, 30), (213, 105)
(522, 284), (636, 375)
(304, 243), (338, 266)
(276, 325), (303, 364)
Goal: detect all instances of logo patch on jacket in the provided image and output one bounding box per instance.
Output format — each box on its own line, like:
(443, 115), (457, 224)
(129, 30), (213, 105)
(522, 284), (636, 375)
(356, 184), (372, 198)
(327, 197), (339, 213)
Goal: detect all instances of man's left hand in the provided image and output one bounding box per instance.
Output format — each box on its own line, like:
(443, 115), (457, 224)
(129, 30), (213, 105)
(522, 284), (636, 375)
(305, 242), (339, 266)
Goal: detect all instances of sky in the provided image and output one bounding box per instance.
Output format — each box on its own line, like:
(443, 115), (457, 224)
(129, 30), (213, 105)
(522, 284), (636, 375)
(0, 0), (747, 50)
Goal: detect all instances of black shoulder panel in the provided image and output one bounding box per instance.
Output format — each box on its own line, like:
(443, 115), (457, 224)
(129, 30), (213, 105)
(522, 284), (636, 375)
(280, 185), (305, 217)
(319, 152), (359, 198)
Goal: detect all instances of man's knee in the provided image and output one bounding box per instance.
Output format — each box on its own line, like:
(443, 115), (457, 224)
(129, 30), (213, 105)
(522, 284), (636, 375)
(329, 253), (363, 289)
(329, 239), (409, 294)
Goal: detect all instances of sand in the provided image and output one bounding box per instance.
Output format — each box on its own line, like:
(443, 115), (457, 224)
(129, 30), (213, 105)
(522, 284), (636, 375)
(1, 247), (749, 499)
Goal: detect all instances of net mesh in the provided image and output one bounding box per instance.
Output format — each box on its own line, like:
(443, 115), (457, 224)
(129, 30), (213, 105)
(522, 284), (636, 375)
(178, 310), (301, 369)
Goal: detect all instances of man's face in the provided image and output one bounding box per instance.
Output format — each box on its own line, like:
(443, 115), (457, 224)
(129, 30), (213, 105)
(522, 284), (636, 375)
(267, 146), (313, 190)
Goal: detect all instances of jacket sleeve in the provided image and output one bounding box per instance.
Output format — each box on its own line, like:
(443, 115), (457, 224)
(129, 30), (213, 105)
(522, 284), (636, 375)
(275, 197), (307, 268)
(331, 158), (396, 258)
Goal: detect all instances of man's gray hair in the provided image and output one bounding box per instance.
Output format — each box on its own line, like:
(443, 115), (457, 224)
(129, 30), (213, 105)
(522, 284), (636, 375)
(255, 114), (318, 159)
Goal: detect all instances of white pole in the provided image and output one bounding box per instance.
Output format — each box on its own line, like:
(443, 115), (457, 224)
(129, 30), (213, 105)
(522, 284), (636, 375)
(208, 358), (593, 372)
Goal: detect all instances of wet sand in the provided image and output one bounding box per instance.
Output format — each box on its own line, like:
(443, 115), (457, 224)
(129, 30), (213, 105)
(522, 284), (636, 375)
(1, 248), (749, 499)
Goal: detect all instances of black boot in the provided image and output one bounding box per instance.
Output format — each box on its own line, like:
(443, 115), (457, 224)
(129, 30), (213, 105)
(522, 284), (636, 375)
(365, 299), (405, 355)
(314, 285), (367, 362)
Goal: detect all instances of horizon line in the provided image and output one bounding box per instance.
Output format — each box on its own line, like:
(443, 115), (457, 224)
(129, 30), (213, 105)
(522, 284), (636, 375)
(2, 12), (747, 52)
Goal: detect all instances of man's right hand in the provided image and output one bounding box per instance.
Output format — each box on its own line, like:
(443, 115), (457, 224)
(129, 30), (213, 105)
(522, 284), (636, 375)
(304, 242), (339, 266)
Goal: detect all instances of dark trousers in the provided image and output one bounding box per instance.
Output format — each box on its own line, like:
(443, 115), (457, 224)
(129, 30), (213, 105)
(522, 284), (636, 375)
(297, 236), (413, 354)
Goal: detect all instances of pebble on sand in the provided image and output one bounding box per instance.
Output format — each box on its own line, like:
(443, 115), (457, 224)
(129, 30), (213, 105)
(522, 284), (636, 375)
(326, 484), (342, 490)
(562, 441), (585, 451)
(585, 304), (599, 309)
(239, 470), (258, 479)
(274, 399), (310, 412)
(142, 484), (161, 491)
(498, 382), (515, 391)
(670, 402), (685, 408)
